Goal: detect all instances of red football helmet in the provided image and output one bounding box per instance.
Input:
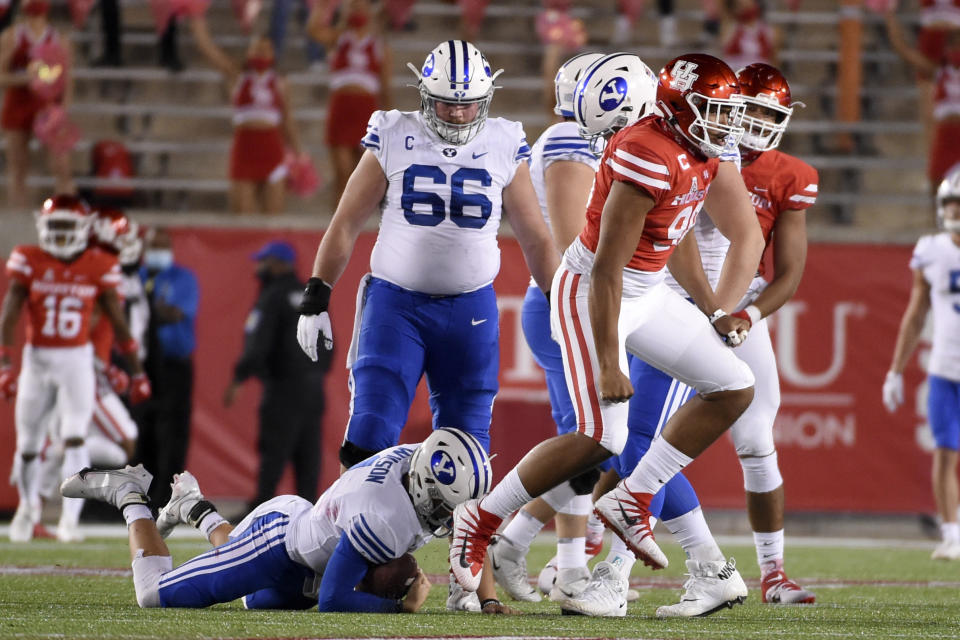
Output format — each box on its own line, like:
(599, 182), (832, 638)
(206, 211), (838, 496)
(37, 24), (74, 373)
(736, 63), (797, 155)
(35, 194), (94, 260)
(656, 53), (744, 158)
(94, 207), (143, 267)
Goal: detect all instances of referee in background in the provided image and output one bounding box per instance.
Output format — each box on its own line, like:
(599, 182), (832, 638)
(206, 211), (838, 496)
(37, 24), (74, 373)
(224, 241), (331, 507)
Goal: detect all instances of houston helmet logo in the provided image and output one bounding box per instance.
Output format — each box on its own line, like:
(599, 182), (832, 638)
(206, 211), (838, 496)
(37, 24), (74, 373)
(669, 61), (699, 92)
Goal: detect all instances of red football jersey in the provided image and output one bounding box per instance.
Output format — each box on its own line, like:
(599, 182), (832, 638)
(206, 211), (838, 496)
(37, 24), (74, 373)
(5, 245), (121, 348)
(8, 25), (57, 72)
(741, 149), (818, 277)
(579, 117), (720, 272)
(933, 64), (960, 121)
(921, 0), (960, 26)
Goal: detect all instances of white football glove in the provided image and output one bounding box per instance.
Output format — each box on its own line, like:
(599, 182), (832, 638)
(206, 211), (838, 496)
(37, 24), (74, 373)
(882, 371), (903, 413)
(297, 312), (333, 362)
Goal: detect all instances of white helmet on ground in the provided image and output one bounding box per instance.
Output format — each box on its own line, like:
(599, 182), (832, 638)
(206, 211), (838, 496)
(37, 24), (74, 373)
(573, 52), (658, 154)
(937, 167), (960, 232)
(407, 428), (492, 536)
(407, 40), (503, 146)
(554, 52), (604, 118)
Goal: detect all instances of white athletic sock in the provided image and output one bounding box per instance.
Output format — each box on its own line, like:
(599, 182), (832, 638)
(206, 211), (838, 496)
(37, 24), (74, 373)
(60, 445), (91, 525)
(199, 512), (228, 541)
(663, 507), (724, 563)
(501, 509), (545, 552)
(624, 437), (693, 495)
(16, 456), (41, 515)
(480, 468), (533, 520)
(557, 537), (586, 570)
(123, 504), (153, 526)
(605, 535), (636, 579)
(754, 529), (785, 574)
(941, 522), (960, 544)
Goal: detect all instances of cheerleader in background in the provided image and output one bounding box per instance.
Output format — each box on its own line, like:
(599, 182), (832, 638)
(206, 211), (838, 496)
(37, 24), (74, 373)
(188, 13), (304, 214)
(0, 0), (74, 207)
(309, 0), (391, 202)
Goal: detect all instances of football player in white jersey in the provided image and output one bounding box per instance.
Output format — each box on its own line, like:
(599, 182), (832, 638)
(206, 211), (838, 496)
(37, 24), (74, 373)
(61, 428), (493, 611)
(296, 40), (559, 469)
(884, 169), (960, 561)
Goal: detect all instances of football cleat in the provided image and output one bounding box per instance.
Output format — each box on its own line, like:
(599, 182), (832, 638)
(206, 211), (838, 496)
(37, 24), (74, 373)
(558, 561), (627, 617)
(761, 568), (816, 604)
(537, 555), (558, 596)
(931, 540), (960, 561)
(60, 464), (153, 510)
(446, 572), (481, 612)
(156, 471), (204, 539)
(549, 566), (591, 602)
(593, 482), (668, 570)
(9, 503), (35, 543)
(449, 499), (502, 592)
(656, 558), (748, 618)
(489, 534), (541, 602)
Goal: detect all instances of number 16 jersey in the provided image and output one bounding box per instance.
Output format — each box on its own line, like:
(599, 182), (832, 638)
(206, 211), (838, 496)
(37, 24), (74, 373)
(361, 110), (530, 296)
(5, 245), (120, 348)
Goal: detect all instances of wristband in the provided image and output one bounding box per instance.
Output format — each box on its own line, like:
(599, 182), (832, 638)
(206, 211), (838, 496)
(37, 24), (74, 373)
(298, 278), (332, 315)
(117, 337), (139, 355)
(480, 598), (501, 609)
(743, 304), (762, 326)
(708, 308), (727, 325)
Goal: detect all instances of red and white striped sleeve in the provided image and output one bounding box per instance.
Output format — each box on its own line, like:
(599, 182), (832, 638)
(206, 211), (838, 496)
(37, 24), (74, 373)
(784, 160), (819, 210)
(604, 141), (673, 202)
(5, 247), (32, 285)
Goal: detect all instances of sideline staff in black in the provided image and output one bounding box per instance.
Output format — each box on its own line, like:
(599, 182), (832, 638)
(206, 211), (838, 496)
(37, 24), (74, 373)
(224, 241), (331, 507)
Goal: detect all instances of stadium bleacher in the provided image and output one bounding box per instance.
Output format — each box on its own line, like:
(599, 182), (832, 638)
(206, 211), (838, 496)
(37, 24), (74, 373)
(0, 0), (934, 239)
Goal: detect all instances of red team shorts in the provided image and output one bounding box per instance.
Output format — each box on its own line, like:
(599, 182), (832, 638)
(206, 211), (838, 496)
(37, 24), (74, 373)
(230, 126), (286, 182)
(326, 89), (378, 147)
(1, 86), (46, 131)
(929, 119), (960, 184)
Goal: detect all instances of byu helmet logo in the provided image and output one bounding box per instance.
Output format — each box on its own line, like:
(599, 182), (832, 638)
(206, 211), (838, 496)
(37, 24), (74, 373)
(430, 451), (457, 485)
(669, 60), (699, 92)
(599, 77), (628, 112)
(422, 53), (435, 78)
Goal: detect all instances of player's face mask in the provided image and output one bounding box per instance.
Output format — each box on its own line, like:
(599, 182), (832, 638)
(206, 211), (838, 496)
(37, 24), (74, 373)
(942, 201), (960, 233)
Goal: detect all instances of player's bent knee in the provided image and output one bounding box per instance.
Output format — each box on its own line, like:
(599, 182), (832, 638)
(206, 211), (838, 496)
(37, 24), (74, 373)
(132, 551), (172, 608)
(339, 440), (381, 469)
(739, 451), (783, 493)
(557, 493), (592, 516)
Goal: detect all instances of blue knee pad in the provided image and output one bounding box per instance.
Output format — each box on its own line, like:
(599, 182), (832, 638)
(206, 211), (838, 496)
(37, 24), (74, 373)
(158, 512), (310, 608)
(929, 375), (960, 451)
(522, 286), (576, 435)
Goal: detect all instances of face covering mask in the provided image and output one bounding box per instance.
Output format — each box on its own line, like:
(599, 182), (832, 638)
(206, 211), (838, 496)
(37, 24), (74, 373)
(736, 6), (760, 22)
(347, 11), (369, 29)
(24, 1), (49, 16)
(144, 249), (173, 272)
(246, 56), (274, 73)
(944, 219), (960, 233)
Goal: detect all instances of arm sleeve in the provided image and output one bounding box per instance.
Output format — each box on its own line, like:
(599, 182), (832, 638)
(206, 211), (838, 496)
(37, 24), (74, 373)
(910, 236), (933, 271)
(5, 248), (32, 285)
(316, 535), (401, 613)
(604, 137), (671, 202)
(361, 110), (387, 167)
(783, 161), (818, 211)
(171, 269), (200, 319)
(98, 259), (122, 292)
(539, 131), (599, 172)
(232, 291), (280, 382)
(344, 513), (401, 563)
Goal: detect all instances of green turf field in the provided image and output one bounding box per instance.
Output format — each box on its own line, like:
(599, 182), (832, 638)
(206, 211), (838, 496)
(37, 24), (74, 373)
(1, 534), (958, 640)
